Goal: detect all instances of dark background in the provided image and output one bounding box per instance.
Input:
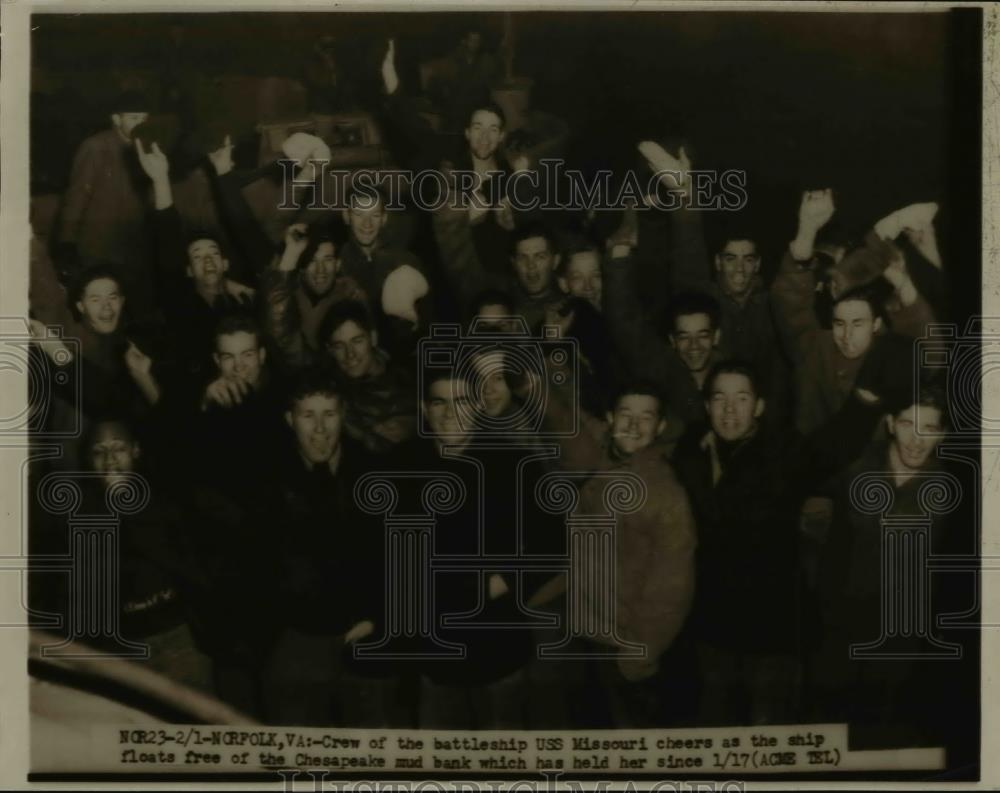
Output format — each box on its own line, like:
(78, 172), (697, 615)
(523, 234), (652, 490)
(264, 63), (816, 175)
(30, 9), (982, 321)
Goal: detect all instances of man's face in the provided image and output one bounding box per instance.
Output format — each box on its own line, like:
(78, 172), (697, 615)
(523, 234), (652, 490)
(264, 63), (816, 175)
(76, 277), (124, 335)
(606, 394), (665, 457)
(328, 319), (376, 380)
(715, 239), (760, 299)
(513, 236), (557, 297)
(303, 242), (338, 296)
(832, 299), (881, 360)
(214, 330), (266, 388)
(186, 239), (228, 290)
(475, 304), (518, 334)
(670, 313), (719, 373)
(423, 377), (475, 446)
(887, 404), (945, 472)
(560, 252), (603, 310)
(707, 372), (764, 442)
(473, 353), (512, 418)
(286, 393), (343, 466)
(465, 109), (505, 162)
(344, 200), (386, 249)
(112, 112), (149, 142)
(89, 422), (140, 488)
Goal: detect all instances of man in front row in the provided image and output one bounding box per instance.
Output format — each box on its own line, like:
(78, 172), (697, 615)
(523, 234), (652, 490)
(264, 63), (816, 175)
(263, 369), (400, 726)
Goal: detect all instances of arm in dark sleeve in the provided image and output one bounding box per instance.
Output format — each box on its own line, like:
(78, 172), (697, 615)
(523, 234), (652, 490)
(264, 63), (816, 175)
(670, 205), (713, 295)
(213, 162), (284, 277)
(603, 248), (673, 392)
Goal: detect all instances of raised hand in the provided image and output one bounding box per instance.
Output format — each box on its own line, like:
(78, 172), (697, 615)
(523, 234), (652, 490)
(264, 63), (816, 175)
(798, 189), (835, 232)
(28, 318), (74, 365)
(278, 222), (310, 272)
(381, 38), (400, 96)
(638, 141), (692, 193)
(135, 139), (169, 184)
(124, 340), (153, 378)
(207, 134), (234, 177)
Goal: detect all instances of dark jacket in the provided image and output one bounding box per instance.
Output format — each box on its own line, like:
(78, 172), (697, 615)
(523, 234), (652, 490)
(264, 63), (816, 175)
(394, 435), (561, 687)
(672, 396), (883, 653)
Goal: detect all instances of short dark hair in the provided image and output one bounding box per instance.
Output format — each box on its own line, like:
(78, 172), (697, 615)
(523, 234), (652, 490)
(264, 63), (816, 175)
(702, 359), (763, 401)
(466, 101), (506, 131)
(69, 264), (125, 313)
(511, 222), (557, 258)
(611, 380), (666, 419)
(667, 291), (721, 334)
(832, 282), (888, 322)
(344, 181), (389, 212)
(81, 415), (137, 461)
(892, 382), (950, 429)
(470, 288), (515, 316)
(293, 223), (348, 271)
(715, 232), (759, 257)
(183, 229), (228, 261)
(421, 367), (469, 402)
(213, 312), (262, 349)
(559, 237), (602, 277)
(285, 367), (342, 411)
(317, 300), (375, 348)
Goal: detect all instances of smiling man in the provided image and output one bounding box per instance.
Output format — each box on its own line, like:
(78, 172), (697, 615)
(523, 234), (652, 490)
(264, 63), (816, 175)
(263, 370), (398, 727)
(317, 300), (417, 453)
(672, 358), (886, 728)
(813, 384), (955, 747)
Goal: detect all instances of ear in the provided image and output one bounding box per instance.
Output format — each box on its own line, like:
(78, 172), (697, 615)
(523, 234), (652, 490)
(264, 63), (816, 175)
(341, 209), (350, 226)
(379, 212), (388, 228)
(656, 418), (667, 437)
(370, 329), (379, 349)
(258, 346), (267, 365)
(552, 253), (561, 270)
(753, 398), (766, 419)
(714, 254), (723, 272)
(213, 352), (222, 369)
(886, 414), (896, 436)
(185, 264), (193, 279)
(131, 441), (142, 460)
(605, 410), (614, 426)
(873, 316), (884, 334)
(557, 276), (568, 293)
(464, 127), (472, 144)
(668, 334), (678, 350)
(75, 300), (85, 317)
(498, 129), (506, 144)
(220, 258), (230, 274)
(334, 257), (342, 274)
(285, 410), (293, 429)
(712, 328), (721, 347)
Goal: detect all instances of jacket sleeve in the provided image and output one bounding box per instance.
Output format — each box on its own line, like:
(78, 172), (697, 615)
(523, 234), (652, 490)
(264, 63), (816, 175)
(259, 268), (307, 369)
(603, 250), (674, 391)
(670, 206), (713, 295)
(431, 201), (494, 312)
(57, 137), (99, 246)
(618, 471), (697, 680)
(770, 247), (820, 365)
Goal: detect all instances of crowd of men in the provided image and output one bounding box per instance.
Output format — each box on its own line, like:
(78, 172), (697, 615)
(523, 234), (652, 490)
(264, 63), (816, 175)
(27, 31), (967, 746)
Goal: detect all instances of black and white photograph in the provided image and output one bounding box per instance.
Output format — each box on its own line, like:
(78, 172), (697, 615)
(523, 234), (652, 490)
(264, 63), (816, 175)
(2, 1), (994, 786)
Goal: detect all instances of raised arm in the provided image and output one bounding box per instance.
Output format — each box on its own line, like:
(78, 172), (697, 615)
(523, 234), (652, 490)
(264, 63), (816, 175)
(602, 242), (673, 392)
(770, 189), (834, 363)
(637, 141), (712, 294)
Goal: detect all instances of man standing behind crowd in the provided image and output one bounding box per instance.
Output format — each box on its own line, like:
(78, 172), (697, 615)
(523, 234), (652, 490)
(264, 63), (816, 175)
(56, 91), (157, 314)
